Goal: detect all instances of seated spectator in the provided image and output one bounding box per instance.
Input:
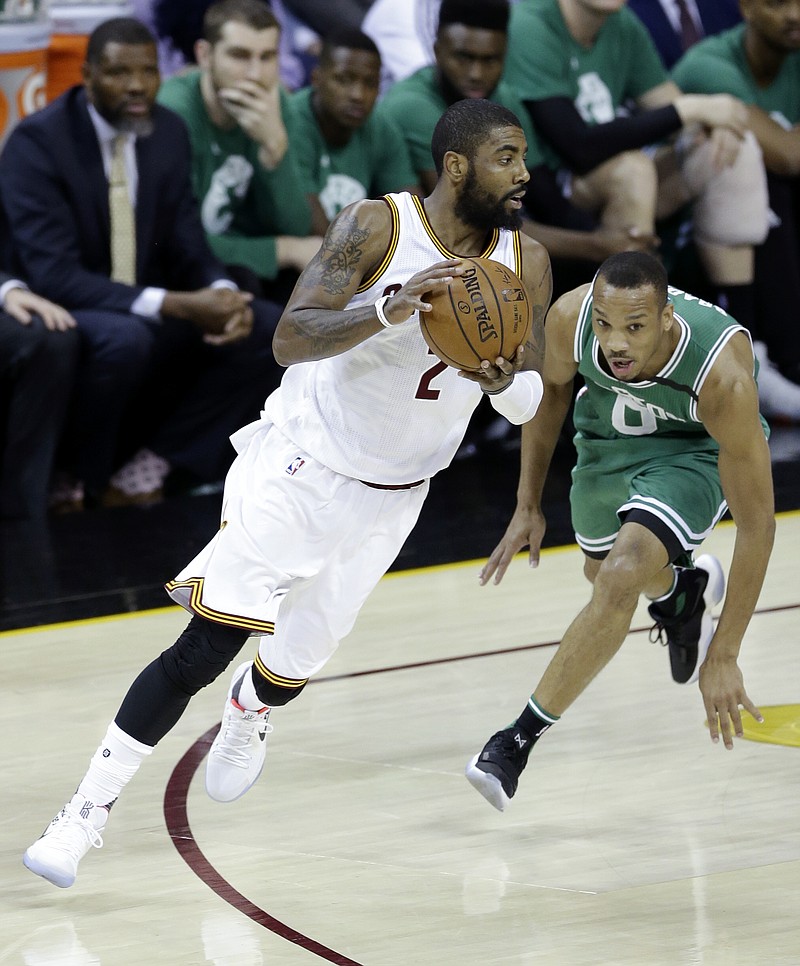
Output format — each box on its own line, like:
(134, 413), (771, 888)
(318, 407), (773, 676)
(289, 29), (419, 224)
(0, 17), (283, 509)
(502, 0), (769, 343)
(628, 0), (741, 70)
(157, 0), (323, 303)
(672, 1), (800, 420)
(0, 273), (79, 519)
(380, 0), (658, 297)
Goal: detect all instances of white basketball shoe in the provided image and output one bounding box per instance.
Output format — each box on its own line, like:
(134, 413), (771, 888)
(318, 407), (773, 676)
(24, 794), (108, 888)
(205, 661), (272, 803)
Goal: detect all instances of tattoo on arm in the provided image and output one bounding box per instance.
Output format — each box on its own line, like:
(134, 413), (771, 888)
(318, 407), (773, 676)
(307, 212), (371, 296)
(281, 209), (382, 359)
(525, 261), (551, 372)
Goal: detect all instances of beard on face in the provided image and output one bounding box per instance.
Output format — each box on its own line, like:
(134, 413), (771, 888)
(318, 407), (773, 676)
(454, 165), (523, 231)
(90, 84), (156, 138)
(93, 95), (155, 138)
(114, 114), (155, 138)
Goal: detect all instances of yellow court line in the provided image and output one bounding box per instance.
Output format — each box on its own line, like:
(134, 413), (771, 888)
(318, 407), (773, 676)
(2, 508), (798, 639)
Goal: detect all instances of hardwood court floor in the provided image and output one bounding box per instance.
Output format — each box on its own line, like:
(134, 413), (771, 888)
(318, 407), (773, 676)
(2, 512), (799, 965)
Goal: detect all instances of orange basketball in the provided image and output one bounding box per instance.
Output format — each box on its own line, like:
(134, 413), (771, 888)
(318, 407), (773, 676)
(420, 257), (531, 372)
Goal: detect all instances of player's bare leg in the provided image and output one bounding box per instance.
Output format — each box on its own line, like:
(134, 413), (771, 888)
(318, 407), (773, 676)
(467, 524), (671, 810)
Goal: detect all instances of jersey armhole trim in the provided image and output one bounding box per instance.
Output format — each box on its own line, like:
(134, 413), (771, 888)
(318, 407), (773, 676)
(573, 289), (593, 362)
(689, 323), (747, 421)
(356, 195), (400, 293)
(512, 230), (523, 278)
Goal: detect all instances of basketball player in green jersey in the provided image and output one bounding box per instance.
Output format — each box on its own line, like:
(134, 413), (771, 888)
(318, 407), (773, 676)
(466, 250), (775, 812)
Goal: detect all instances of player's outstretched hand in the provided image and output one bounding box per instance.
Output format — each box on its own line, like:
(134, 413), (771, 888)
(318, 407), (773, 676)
(699, 657), (763, 750)
(479, 504), (547, 586)
(382, 258), (465, 325)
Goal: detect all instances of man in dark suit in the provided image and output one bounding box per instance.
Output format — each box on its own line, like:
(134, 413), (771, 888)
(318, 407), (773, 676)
(0, 273), (79, 518)
(628, 0), (741, 70)
(0, 17), (284, 508)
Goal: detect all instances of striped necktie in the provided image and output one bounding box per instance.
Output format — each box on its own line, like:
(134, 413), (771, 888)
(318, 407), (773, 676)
(109, 134), (136, 285)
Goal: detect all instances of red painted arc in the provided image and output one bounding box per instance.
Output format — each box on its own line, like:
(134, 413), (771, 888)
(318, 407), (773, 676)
(163, 725), (364, 966)
(162, 599), (799, 959)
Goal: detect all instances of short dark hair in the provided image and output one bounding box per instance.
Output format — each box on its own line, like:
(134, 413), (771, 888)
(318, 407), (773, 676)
(431, 98), (522, 176)
(86, 17), (155, 64)
(595, 252), (668, 302)
(318, 28), (380, 67)
(437, 0), (510, 35)
(203, 0), (278, 45)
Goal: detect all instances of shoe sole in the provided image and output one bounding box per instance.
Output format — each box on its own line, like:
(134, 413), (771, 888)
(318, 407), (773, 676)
(205, 749), (266, 803)
(685, 554), (725, 685)
(465, 755), (511, 812)
(23, 850), (74, 888)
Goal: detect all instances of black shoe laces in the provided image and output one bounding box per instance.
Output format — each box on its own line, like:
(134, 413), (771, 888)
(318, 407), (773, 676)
(485, 729), (527, 766)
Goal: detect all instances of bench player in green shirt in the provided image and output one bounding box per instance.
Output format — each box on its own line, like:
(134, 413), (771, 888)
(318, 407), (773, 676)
(288, 28), (419, 224)
(466, 251), (774, 811)
(672, 0), (800, 418)
(156, 0), (322, 298)
(502, 0), (769, 338)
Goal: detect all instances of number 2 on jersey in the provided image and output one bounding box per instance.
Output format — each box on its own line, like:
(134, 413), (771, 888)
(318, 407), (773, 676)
(415, 352), (447, 400)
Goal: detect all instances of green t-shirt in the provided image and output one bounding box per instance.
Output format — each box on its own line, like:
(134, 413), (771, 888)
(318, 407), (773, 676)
(503, 0), (667, 168)
(672, 24), (800, 127)
(379, 66), (546, 175)
(287, 87), (417, 220)
(156, 71), (311, 280)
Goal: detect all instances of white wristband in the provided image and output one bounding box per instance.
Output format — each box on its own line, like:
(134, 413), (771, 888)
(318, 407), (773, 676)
(486, 370), (544, 425)
(374, 294), (393, 328)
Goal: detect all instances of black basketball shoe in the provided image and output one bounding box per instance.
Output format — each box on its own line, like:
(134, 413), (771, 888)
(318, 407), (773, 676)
(465, 725), (533, 811)
(648, 554), (725, 685)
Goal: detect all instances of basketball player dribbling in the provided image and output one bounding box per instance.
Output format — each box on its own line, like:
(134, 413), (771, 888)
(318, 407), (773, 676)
(24, 99), (552, 888)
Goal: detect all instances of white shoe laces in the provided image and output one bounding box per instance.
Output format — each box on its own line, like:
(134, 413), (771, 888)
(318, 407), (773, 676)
(47, 805), (105, 860)
(212, 705), (272, 770)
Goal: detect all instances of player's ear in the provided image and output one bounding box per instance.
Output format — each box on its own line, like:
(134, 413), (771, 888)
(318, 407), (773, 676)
(444, 150), (468, 184)
(662, 299), (675, 330)
(195, 39), (211, 68)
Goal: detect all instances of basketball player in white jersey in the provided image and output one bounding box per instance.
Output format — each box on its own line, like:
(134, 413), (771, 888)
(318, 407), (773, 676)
(24, 98), (552, 888)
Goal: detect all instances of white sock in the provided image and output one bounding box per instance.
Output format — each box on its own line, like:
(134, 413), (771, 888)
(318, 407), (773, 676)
(234, 663), (269, 712)
(67, 792), (110, 830)
(77, 722), (154, 807)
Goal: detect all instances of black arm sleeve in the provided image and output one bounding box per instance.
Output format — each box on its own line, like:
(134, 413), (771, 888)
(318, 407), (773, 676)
(526, 97), (683, 176)
(523, 165), (598, 230)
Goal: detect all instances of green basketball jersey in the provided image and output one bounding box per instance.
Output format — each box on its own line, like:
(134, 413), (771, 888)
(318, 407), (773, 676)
(572, 287), (755, 458)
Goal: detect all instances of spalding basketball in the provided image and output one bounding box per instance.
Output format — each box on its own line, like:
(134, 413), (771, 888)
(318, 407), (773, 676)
(420, 257), (531, 372)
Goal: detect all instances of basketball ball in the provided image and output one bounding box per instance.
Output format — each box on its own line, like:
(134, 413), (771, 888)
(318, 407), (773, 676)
(420, 257), (531, 372)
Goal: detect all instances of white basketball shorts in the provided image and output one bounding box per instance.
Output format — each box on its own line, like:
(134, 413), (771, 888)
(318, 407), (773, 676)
(166, 420), (429, 680)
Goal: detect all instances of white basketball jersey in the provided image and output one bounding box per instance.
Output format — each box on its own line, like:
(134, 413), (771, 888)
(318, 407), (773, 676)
(262, 192), (524, 484)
